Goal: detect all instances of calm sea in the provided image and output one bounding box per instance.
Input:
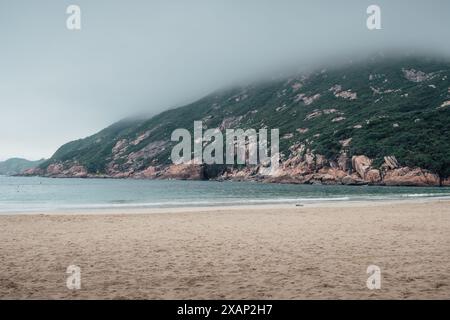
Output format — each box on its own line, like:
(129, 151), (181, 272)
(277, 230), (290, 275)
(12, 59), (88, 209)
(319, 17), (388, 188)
(0, 175), (449, 213)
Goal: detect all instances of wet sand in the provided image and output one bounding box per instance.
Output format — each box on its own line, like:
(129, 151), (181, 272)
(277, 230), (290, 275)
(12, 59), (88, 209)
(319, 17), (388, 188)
(0, 200), (449, 299)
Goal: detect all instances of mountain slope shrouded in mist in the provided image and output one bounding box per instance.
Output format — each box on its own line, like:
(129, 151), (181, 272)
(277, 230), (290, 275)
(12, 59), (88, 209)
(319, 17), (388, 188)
(28, 56), (450, 186)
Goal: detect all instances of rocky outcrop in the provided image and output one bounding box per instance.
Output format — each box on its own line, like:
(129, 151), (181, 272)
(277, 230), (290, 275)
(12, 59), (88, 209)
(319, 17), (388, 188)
(22, 167), (45, 176)
(262, 153), (443, 186)
(46, 163), (64, 175)
(294, 93), (321, 105)
(402, 68), (431, 82)
(331, 116), (346, 123)
(383, 156), (400, 170)
(341, 174), (365, 185)
(351, 156), (372, 180)
(383, 167), (440, 186)
(25, 153), (449, 187)
(365, 169), (382, 184)
(112, 139), (128, 156)
(24, 150), (448, 187)
(136, 166), (159, 179)
(66, 165), (88, 178)
(439, 101), (450, 109)
(159, 164), (204, 180)
(24, 163), (89, 178)
(329, 85), (357, 100)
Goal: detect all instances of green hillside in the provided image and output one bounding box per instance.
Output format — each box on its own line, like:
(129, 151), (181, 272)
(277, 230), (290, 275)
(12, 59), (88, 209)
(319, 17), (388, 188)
(0, 158), (45, 175)
(40, 55), (450, 179)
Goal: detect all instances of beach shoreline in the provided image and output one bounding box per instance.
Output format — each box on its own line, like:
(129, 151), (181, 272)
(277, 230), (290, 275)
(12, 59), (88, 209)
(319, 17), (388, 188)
(1, 199), (449, 299)
(0, 196), (449, 216)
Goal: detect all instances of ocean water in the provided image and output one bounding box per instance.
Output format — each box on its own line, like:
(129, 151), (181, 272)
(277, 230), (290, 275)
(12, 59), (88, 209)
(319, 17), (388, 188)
(0, 175), (449, 213)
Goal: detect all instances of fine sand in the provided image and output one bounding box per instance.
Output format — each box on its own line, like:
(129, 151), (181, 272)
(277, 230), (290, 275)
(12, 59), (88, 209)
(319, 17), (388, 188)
(0, 200), (449, 299)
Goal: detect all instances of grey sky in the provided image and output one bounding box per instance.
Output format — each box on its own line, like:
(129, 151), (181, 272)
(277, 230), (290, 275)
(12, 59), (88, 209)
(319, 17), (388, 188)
(1, 0), (450, 160)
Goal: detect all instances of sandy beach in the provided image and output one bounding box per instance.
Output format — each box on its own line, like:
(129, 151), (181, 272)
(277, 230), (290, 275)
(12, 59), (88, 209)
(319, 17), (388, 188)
(0, 199), (449, 299)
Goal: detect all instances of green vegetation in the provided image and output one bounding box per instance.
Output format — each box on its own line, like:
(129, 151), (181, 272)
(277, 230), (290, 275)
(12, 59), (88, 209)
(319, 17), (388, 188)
(42, 55), (450, 179)
(0, 158), (45, 175)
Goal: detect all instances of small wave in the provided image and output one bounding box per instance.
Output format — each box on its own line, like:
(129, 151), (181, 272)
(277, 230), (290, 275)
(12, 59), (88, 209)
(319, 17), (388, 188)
(399, 193), (450, 198)
(1, 193), (449, 214)
(0, 196), (353, 213)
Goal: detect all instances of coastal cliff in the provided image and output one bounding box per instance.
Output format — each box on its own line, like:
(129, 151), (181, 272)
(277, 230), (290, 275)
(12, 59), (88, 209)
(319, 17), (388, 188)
(24, 55), (450, 186)
(23, 155), (450, 186)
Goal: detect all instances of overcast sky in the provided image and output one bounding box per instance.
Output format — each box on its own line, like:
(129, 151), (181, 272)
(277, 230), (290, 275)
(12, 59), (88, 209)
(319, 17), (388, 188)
(1, 0), (450, 160)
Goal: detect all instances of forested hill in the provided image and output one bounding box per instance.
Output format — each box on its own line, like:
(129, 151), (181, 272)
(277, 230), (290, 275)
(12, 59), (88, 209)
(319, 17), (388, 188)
(29, 55), (450, 186)
(0, 158), (45, 176)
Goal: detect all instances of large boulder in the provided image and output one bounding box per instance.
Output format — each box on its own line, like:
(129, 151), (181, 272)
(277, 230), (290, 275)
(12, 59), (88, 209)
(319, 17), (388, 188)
(366, 169), (382, 184)
(383, 167), (440, 186)
(383, 156), (400, 170)
(342, 174), (366, 185)
(315, 154), (327, 170)
(318, 168), (347, 179)
(351, 155), (372, 179)
(161, 164), (204, 180)
(135, 166), (160, 179)
(265, 175), (305, 184)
